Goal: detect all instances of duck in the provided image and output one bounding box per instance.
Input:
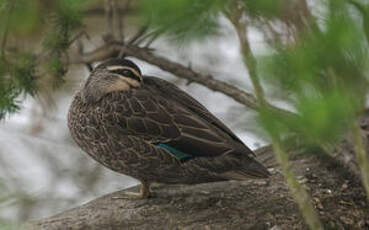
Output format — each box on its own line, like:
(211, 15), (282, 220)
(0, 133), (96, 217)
(68, 58), (270, 199)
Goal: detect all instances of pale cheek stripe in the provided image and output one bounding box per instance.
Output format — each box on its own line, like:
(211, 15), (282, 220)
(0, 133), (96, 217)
(106, 66), (141, 79)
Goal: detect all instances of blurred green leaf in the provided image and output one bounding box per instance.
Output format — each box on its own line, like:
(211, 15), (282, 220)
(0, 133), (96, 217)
(0, 85), (21, 120)
(46, 55), (67, 88)
(295, 91), (355, 144)
(0, 0), (43, 35)
(0, 53), (36, 119)
(12, 52), (37, 95)
(55, 0), (88, 31)
(43, 0), (89, 52)
(258, 0), (369, 147)
(348, 0), (369, 43)
(42, 0), (92, 89)
(140, 0), (227, 43)
(242, 0), (284, 19)
(0, 0), (93, 120)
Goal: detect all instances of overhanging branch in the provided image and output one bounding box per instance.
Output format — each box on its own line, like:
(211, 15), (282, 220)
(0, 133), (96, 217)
(69, 41), (295, 118)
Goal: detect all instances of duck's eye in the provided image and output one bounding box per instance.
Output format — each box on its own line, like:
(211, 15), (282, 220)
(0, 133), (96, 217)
(110, 69), (132, 76)
(110, 68), (141, 82)
(121, 70), (131, 76)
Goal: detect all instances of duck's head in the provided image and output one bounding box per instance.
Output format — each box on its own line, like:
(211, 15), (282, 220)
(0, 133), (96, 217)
(82, 58), (143, 103)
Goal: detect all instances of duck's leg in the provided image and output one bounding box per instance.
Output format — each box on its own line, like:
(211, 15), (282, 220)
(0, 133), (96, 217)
(112, 182), (150, 199)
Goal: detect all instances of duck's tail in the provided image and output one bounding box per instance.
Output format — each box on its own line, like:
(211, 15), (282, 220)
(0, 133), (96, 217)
(220, 157), (271, 180)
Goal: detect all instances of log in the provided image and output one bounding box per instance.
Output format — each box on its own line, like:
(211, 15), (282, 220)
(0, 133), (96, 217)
(26, 146), (369, 230)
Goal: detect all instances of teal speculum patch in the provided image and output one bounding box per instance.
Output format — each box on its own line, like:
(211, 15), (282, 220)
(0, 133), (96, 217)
(157, 143), (193, 161)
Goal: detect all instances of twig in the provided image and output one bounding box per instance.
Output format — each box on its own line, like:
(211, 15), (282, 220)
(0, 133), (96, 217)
(272, 139), (324, 230)
(144, 32), (161, 47)
(76, 39), (93, 72)
(135, 29), (164, 47)
(135, 30), (156, 45)
(68, 31), (90, 47)
(348, 0), (369, 44)
(111, 0), (118, 37)
(104, 0), (114, 38)
(117, 0), (131, 41)
(348, 0), (366, 15)
(264, 20), (283, 45)
(119, 22), (148, 57)
(1, 1), (15, 58)
(128, 25), (149, 45)
(84, 7), (136, 17)
(226, 0), (266, 106)
(116, 1), (124, 41)
(351, 122), (369, 201)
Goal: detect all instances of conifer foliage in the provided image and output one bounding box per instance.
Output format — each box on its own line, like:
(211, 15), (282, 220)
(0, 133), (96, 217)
(0, 0), (89, 119)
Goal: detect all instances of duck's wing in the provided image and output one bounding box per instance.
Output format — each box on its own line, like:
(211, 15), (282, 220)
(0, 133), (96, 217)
(100, 76), (256, 158)
(143, 76), (249, 148)
(122, 76), (254, 159)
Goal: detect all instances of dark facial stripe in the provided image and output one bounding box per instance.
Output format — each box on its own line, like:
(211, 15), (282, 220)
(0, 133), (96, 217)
(99, 59), (142, 76)
(109, 68), (142, 82)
